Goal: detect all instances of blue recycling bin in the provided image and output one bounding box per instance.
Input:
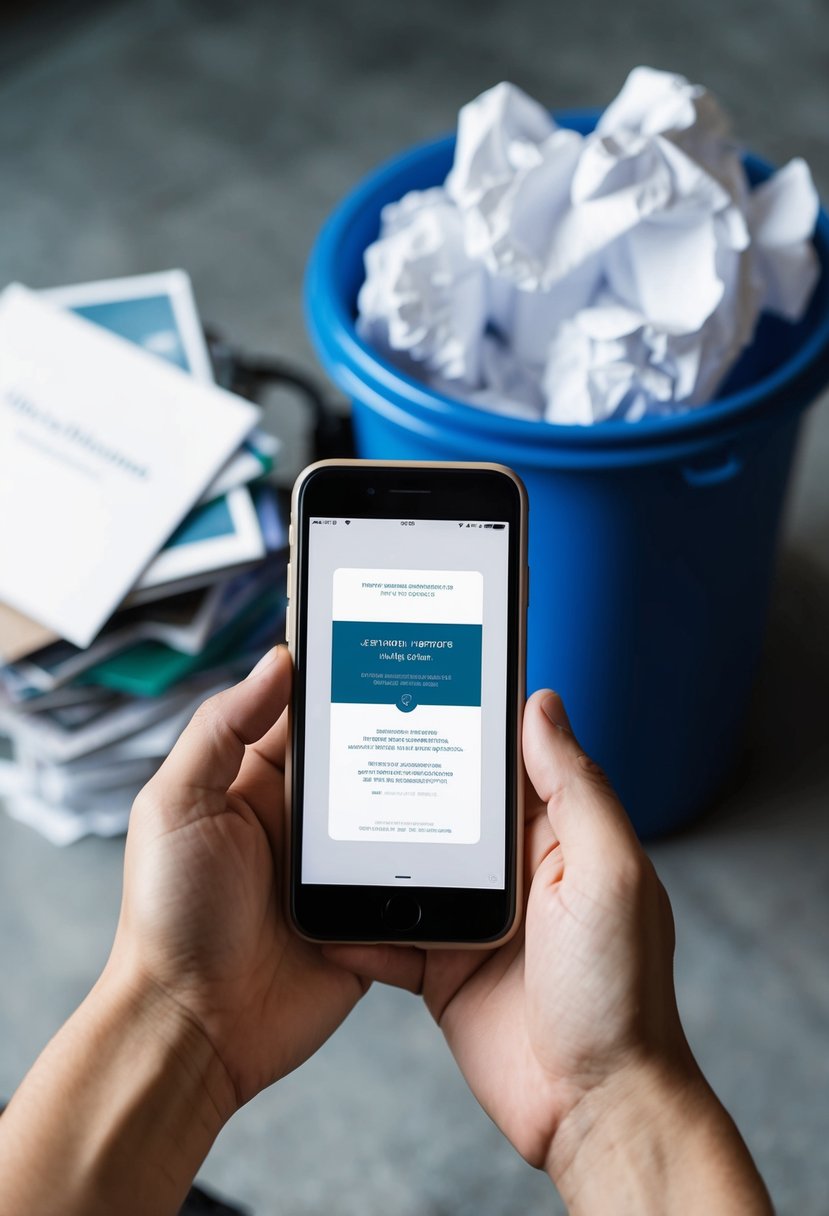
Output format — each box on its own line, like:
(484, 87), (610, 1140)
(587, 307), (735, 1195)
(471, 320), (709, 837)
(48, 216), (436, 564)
(304, 112), (829, 837)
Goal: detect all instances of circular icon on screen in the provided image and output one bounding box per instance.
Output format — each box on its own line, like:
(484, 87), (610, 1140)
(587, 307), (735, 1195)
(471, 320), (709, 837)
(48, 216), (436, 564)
(396, 692), (417, 713)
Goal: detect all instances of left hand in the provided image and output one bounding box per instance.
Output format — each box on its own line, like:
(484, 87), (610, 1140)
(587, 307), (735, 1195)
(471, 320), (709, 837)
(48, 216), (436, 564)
(105, 645), (368, 1114)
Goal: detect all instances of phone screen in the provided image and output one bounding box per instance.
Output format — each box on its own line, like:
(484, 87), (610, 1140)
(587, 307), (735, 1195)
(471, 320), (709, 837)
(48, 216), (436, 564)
(300, 515), (510, 891)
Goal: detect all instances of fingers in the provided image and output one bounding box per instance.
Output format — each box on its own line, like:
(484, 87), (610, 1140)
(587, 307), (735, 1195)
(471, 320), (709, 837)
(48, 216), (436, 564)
(323, 944), (426, 995)
(522, 689), (640, 866)
(146, 646), (292, 808)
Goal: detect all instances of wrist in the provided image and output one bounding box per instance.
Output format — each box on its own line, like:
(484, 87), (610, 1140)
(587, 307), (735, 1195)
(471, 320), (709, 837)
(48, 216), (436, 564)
(79, 958), (239, 1189)
(95, 955), (239, 1126)
(548, 1055), (773, 1216)
(0, 961), (235, 1216)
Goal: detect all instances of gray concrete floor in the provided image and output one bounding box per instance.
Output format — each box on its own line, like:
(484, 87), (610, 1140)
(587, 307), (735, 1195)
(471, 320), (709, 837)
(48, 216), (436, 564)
(1, 2), (829, 1212)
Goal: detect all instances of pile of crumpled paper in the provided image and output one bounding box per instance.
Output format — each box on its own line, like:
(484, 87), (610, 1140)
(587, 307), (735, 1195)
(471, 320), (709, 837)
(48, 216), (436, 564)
(358, 68), (820, 424)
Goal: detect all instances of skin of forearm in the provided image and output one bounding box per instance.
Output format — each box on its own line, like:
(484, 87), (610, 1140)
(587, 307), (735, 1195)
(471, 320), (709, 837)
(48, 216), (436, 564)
(0, 965), (234, 1216)
(547, 1060), (774, 1216)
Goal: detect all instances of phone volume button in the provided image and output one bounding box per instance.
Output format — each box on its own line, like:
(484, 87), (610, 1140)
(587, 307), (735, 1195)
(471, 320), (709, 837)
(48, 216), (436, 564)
(286, 562), (292, 599)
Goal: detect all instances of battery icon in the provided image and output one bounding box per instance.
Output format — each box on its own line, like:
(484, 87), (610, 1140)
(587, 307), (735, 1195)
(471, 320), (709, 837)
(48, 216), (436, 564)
(492, 523), (506, 530)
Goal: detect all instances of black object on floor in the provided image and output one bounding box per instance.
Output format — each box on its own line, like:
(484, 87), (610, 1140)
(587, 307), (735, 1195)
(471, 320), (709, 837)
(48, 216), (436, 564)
(180, 1182), (250, 1215)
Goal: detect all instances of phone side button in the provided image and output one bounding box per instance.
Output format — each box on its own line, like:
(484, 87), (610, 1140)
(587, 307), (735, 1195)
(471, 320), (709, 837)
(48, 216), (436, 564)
(382, 894), (422, 933)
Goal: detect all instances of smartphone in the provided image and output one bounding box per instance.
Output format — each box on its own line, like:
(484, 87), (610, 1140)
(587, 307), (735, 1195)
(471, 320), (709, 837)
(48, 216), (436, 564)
(286, 460), (528, 946)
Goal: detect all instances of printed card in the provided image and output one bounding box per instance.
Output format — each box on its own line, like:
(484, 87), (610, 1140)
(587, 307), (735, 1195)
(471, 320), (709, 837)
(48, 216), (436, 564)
(0, 284), (259, 646)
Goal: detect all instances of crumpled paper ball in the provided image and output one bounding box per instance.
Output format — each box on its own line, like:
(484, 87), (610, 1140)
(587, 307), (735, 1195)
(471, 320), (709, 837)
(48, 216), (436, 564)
(357, 69), (820, 424)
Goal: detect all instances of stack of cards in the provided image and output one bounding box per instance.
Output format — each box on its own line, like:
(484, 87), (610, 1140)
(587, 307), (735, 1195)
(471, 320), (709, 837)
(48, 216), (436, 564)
(0, 271), (288, 845)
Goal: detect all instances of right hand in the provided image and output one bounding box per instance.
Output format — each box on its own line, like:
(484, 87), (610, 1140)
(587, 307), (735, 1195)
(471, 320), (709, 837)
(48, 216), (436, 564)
(328, 691), (772, 1213)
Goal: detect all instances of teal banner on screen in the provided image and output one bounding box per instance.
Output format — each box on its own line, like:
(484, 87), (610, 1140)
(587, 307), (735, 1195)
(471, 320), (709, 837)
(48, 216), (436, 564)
(331, 620), (482, 708)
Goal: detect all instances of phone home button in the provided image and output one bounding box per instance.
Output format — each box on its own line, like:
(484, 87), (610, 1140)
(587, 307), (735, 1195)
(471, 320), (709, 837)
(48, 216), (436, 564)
(382, 894), (422, 933)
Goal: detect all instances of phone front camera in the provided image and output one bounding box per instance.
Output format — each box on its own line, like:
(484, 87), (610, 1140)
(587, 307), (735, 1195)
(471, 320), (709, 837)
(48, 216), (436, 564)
(367, 487), (376, 496)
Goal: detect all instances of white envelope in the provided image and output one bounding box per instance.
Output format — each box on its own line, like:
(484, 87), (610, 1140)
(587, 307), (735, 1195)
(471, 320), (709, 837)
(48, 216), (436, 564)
(0, 284), (259, 647)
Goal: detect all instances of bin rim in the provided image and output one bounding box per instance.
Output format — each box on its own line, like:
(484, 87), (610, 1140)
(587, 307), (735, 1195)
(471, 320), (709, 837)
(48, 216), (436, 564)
(305, 109), (829, 466)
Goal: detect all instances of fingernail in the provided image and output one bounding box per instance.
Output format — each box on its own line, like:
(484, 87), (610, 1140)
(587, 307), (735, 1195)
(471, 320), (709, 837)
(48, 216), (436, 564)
(246, 646), (280, 679)
(541, 692), (572, 733)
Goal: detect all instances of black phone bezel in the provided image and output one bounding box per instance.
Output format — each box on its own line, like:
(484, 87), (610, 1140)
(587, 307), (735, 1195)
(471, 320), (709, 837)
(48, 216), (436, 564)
(290, 463), (523, 944)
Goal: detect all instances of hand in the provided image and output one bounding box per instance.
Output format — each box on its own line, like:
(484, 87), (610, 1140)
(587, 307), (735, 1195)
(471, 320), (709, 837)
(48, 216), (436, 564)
(106, 645), (368, 1113)
(0, 647), (370, 1216)
(327, 689), (680, 1165)
(328, 691), (772, 1214)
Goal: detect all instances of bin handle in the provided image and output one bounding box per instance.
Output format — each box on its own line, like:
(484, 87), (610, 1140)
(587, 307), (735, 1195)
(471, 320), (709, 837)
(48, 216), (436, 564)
(681, 451), (743, 487)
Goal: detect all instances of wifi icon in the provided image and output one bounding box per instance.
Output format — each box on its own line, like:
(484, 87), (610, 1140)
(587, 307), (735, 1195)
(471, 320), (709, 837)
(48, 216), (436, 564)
(458, 522), (464, 527)
(345, 520), (351, 525)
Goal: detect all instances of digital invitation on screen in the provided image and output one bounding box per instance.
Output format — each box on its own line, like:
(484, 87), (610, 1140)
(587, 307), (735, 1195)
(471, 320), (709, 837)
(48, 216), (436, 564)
(302, 518), (509, 890)
(329, 567), (483, 843)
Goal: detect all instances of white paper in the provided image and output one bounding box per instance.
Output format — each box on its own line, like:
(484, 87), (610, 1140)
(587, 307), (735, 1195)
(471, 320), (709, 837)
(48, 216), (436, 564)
(198, 426), (280, 505)
(0, 676), (198, 763)
(357, 72), (820, 425)
(0, 674), (239, 843)
(30, 756), (162, 806)
(2, 782), (134, 846)
(749, 157), (820, 320)
(358, 188), (488, 386)
(447, 83), (584, 291)
(0, 286), (260, 645)
(2, 756), (133, 848)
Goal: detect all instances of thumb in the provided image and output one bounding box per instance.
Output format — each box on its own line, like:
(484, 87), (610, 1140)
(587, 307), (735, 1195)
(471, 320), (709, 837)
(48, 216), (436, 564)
(522, 689), (639, 864)
(146, 645), (292, 807)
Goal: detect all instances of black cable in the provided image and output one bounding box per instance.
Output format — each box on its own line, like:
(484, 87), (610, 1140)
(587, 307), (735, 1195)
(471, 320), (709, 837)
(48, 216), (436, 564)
(204, 330), (354, 461)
